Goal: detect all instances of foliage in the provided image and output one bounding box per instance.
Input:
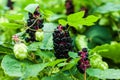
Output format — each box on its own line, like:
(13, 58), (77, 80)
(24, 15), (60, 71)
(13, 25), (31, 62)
(0, 0), (120, 80)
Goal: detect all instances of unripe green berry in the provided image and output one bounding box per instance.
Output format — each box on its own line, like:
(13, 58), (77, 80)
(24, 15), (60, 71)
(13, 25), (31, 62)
(35, 31), (44, 42)
(97, 61), (108, 70)
(13, 43), (28, 60)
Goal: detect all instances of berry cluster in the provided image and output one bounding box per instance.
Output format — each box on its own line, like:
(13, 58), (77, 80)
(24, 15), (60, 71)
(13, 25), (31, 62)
(53, 25), (72, 59)
(65, 0), (74, 15)
(25, 7), (44, 42)
(77, 48), (90, 73)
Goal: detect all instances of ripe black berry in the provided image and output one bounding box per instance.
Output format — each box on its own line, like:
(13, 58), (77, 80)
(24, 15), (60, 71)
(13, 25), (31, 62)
(53, 25), (73, 59)
(77, 48), (90, 73)
(25, 6), (44, 42)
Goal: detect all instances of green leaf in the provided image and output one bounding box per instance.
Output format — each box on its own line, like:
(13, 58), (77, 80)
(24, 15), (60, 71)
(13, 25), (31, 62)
(42, 72), (72, 80)
(47, 59), (66, 67)
(58, 19), (67, 26)
(1, 23), (22, 29)
(1, 55), (47, 77)
(90, 42), (120, 63)
(24, 4), (39, 13)
(0, 45), (13, 54)
(1, 55), (23, 77)
(48, 14), (66, 22)
(83, 15), (99, 26)
(67, 11), (85, 22)
(87, 68), (120, 79)
(28, 42), (42, 51)
(67, 11), (84, 30)
(67, 11), (99, 30)
(24, 63), (47, 77)
(40, 23), (57, 50)
(95, 3), (120, 14)
(35, 50), (54, 61)
(68, 52), (78, 59)
(62, 58), (80, 71)
(5, 14), (24, 20)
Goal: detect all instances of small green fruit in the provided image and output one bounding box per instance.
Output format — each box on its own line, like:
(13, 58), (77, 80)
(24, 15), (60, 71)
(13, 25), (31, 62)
(35, 31), (44, 42)
(13, 43), (28, 60)
(97, 61), (108, 70)
(75, 35), (88, 50)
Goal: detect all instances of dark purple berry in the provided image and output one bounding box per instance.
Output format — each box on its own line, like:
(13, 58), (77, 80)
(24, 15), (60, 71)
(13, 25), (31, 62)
(77, 48), (90, 73)
(53, 25), (72, 59)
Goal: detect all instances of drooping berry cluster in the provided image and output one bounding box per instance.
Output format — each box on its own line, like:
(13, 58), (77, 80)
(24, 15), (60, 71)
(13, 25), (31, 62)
(53, 25), (72, 59)
(77, 48), (90, 73)
(65, 0), (74, 15)
(25, 6), (44, 42)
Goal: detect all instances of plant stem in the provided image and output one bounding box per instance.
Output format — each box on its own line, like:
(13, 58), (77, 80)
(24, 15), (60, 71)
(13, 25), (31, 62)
(84, 71), (86, 80)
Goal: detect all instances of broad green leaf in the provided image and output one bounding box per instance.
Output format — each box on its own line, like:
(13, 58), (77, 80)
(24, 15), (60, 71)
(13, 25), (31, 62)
(95, 3), (120, 14)
(68, 52), (78, 59)
(67, 12), (99, 30)
(1, 23), (22, 29)
(5, 14), (24, 20)
(1, 55), (23, 77)
(40, 23), (57, 50)
(24, 63), (47, 77)
(28, 42), (42, 51)
(90, 42), (120, 63)
(87, 68), (120, 79)
(83, 15), (99, 26)
(24, 4), (39, 13)
(35, 50), (54, 61)
(47, 59), (66, 67)
(58, 19), (67, 26)
(67, 11), (84, 30)
(1, 55), (47, 77)
(67, 11), (85, 22)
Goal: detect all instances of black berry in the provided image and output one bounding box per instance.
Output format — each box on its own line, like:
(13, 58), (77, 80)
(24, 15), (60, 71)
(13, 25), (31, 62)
(53, 25), (73, 59)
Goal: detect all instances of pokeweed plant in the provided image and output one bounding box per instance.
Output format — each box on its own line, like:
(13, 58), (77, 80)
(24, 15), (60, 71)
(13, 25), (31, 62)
(1, 1), (120, 80)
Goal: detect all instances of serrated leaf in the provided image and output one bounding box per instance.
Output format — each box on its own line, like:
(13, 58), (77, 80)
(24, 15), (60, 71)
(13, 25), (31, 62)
(67, 11), (84, 30)
(24, 4), (39, 13)
(58, 19), (67, 26)
(90, 42), (120, 63)
(67, 11), (99, 30)
(68, 52), (78, 59)
(87, 68), (120, 79)
(1, 55), (47, 77)
(84, 15), (99, 26)
(67, 11), (85, 22)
